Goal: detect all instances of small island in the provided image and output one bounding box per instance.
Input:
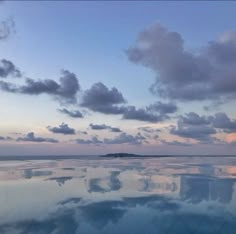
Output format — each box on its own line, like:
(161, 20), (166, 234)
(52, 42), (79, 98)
(101, 153), (142, 158)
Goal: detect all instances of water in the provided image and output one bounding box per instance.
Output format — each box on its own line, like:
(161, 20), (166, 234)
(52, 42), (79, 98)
(0, 156), (236, 234)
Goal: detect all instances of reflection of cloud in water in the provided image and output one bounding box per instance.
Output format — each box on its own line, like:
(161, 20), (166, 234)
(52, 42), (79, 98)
(47, 176), (73, 186)
(23, 169), (53, 179)
(1, 157), (236, 233)
(87, 171), (122, 193)
(180, 175), (236, 204)
(1, 194), (236, 234)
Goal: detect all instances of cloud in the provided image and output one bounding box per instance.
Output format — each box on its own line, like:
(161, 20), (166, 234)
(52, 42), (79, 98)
(160, 139), (192, 147)
(77, 131), (88, 135)
(147, 101), (177, 114)
(110, 127), (122, 133)
(122, 105), (169, 122)
(75, 136), (103, 145)
(48, 123), (75, 135)
(211, 112), (236, 133)
(104, 132), (145, 145)
(0, 136), (12, 141)
(81, 82), (126, 114)
(0, 59), (22, 78)
(89, 123), (122, 132)
(0, 70), (80, 103)
(170, 113), (216, 143)
(179, 112), (211, 125)
(58, 108), (83, 118)
(17, 132), (58, 143)
(75, 132), (145, 145)
(78, 81), (177, 123)
(127, 23), (236, 102)
(170, 112), (236, 143)
(0, 18), (15, 40)
(137, 127), (160, 140)
(138, 127), (161, 133)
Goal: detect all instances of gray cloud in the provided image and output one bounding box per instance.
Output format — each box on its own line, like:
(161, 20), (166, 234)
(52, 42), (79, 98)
(77, 131), (88, 135)
(0, 70), (80, 103)
(147, 102), (177, 114)
(81, 82), (126, 114)
(80, 82), (176, 123)
(89, 123), (110, 130)
(0, 136), (11, 141)
(179, 112), (211, 125)
(104, 132), (145, 145)
(110, 127), (122, 133)
(75, 136), (103, 145)
(127, 23), (236, 102)
(211, 112), (236, 133)
(122, 105), (169, 122)
(58, 108), (83, 118)
(138, 127), (161, 133)
(160, 139), (192, 147)
(0, 59), (22, 78)
(0, 18), (14, 40)
(75, 132), (146, 145)
(48, 123), (75, 135)
(89, 123), (122, 132)
(170, 123), (216, 143)
(170, 112), (236, 143)
(170, 112), (217, 143)
(17, 132), (58, 143)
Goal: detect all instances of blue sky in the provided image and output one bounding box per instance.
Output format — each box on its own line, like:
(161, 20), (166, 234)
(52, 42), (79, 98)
(1, 1), (236, 156)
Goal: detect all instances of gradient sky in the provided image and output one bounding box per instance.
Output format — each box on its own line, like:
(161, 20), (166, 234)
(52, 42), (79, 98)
(1, 1), (236, 156)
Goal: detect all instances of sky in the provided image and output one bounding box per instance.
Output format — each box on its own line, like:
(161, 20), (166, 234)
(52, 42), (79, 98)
(1, 1), (236, 156)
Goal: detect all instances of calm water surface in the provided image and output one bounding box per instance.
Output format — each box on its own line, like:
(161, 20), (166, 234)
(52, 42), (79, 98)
(0, 156), (236, 234)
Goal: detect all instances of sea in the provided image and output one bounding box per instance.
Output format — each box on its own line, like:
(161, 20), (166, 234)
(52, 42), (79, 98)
(0, 156), (236, 234)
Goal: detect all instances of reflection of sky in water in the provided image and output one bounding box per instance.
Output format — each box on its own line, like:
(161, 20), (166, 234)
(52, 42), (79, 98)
(0, 157), (236, 234)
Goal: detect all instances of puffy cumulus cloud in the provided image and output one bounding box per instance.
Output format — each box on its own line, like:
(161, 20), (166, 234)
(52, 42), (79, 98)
(211, 112), (236, 133)
(81, 82), (126, 114)
(89, 123), (122, 132)
(179, 112), (211, 125)
(0, 70), (80, 103)
(170, 112), (216, 143)
(122, 104), (171, 123)
(0, 18), (14, 40)
(47, 123), (75, 135)
(127, 23), (236, 102)
(0, 59), (22, 78)
(170, 123), (216, 143)
(58, 108), (83, 118)
(170, 112), (236, 143)
(80, 82), (177, 123)
(17, 132), (58, 143)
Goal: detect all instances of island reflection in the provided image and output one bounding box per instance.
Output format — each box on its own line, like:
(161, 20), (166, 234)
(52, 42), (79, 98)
(0, 157), (236, 234)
